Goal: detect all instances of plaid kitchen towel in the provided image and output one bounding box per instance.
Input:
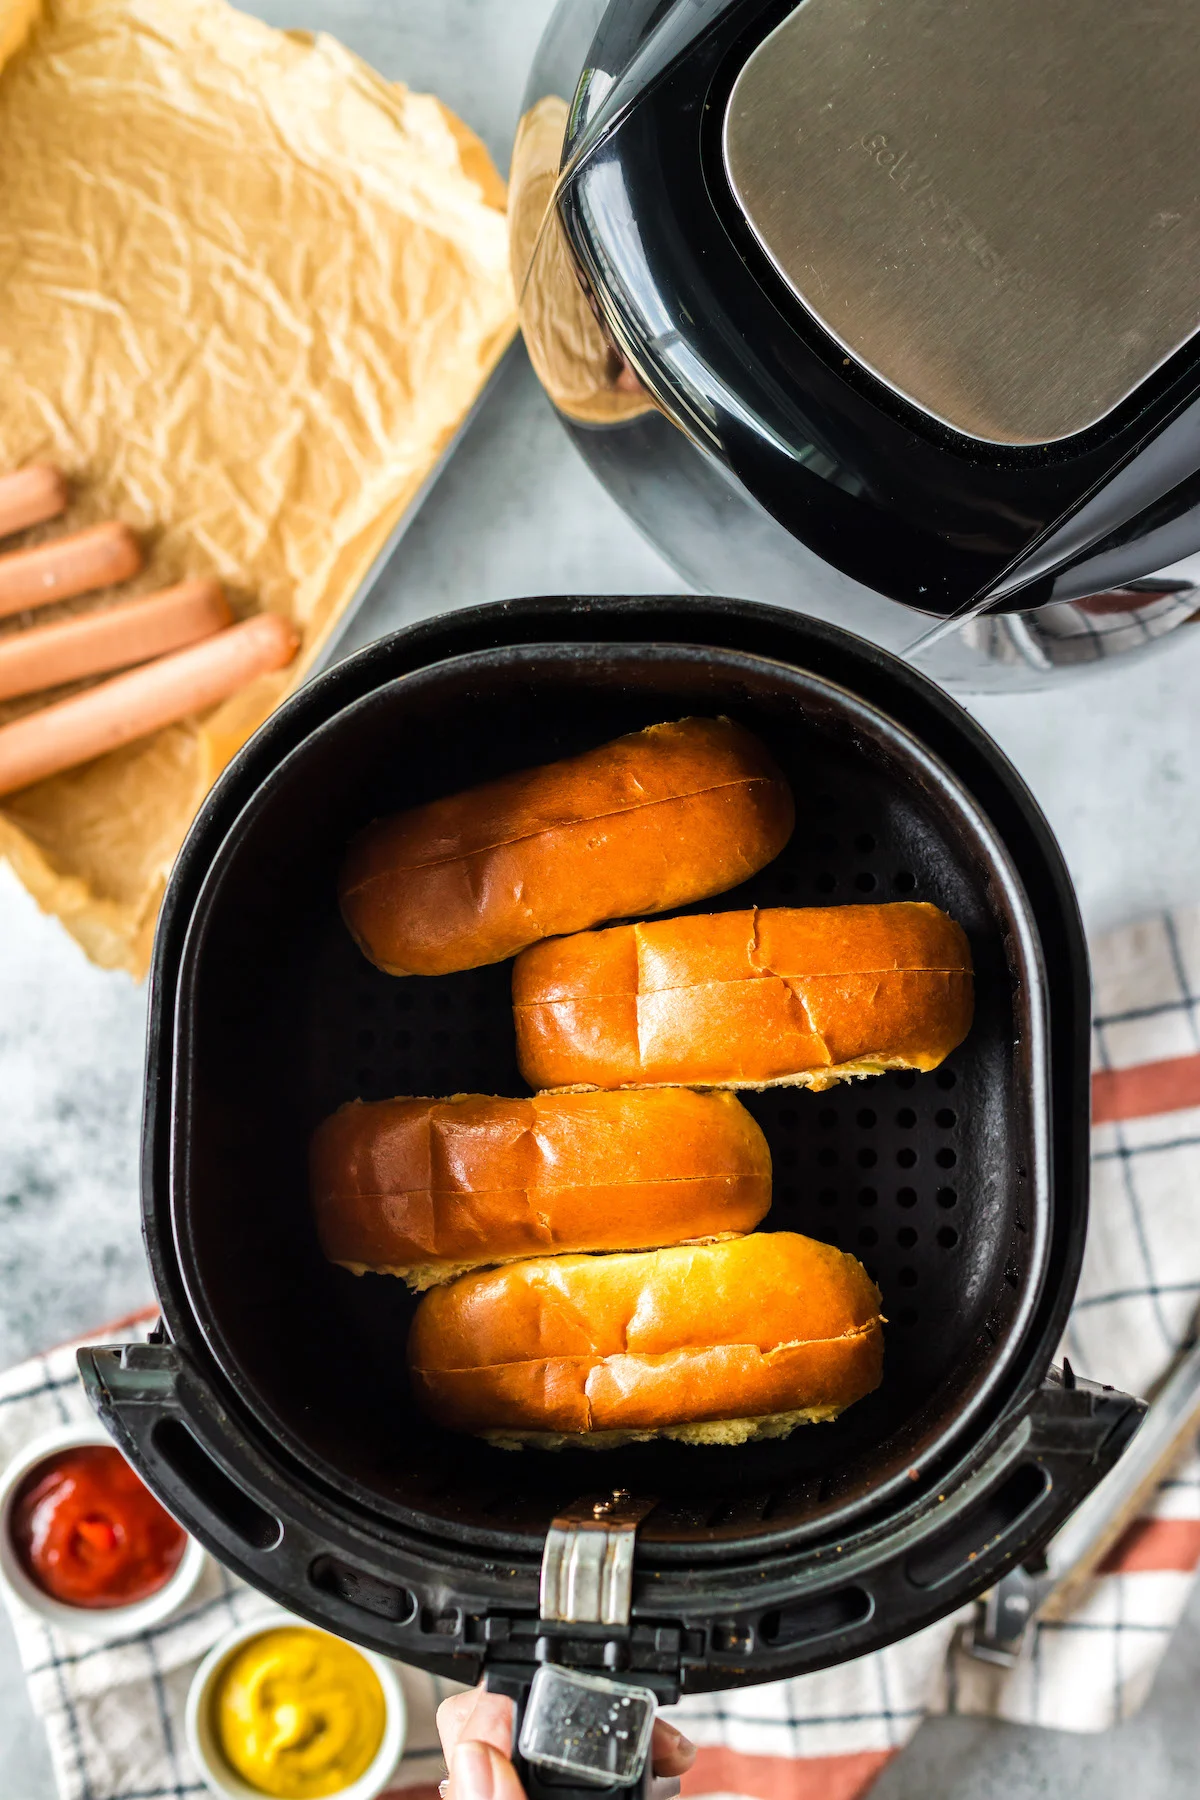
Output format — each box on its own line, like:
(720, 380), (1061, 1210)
(0, 1311), (459, 1800)
(6, 906), (1200, 1800)
(665, 904), (1200, 1798)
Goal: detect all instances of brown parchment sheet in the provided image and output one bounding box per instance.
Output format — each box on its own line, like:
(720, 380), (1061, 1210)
(0, 0), (515, 974)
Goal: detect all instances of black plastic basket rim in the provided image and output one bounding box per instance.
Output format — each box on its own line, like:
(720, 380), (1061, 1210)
(139, 606), (1086, 1569)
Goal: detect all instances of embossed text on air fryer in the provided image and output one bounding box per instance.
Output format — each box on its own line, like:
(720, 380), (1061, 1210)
(854, 132), (1035, 294)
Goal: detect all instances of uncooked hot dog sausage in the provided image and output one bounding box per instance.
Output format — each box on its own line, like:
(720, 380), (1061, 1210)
(0, 613), (299, 798)
(0, 467), (68, 540)
(0, 578), (232, 702)
(0, 523), (142, 618)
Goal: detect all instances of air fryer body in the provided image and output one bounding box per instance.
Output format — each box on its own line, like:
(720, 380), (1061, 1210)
(513, 0), (1200, 686)
(83, 597), (1143, 1710)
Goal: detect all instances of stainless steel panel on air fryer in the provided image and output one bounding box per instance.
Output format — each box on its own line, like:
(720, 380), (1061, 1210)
(723, 0), (1200, 445)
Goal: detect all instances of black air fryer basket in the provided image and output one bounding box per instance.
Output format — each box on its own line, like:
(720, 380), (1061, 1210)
(82, 597), (1139, 1789)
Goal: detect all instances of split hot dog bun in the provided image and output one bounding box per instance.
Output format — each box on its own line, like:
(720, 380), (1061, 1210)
(312, 1089), (771, 1289)
(339, 717), (794, 977)
(514, 902), (973, 1092)
(409, 1232), (884, 1447)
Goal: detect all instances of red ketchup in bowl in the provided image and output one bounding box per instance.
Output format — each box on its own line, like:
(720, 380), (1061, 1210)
(10, 1445), (187, 1607)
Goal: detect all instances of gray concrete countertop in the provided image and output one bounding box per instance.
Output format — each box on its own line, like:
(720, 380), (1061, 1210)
(3, 1), (1200, 1793)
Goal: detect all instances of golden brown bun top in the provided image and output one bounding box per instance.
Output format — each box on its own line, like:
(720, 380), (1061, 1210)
(337, 717), (795, 976)
(312, 1087), (770, 1197)
(512, 902), (973, 1091)
(312, 1088), (772, 1279)
(515, 902), (972, 1003)
(342, 715), (790, 886)
(409, 1231), (882, 1371)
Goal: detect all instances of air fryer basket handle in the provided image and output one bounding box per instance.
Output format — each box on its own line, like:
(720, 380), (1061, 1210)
(78, 1340), (288, 1561)
(513, 1762), (648, 1800)
(488, 1666), (658, 1800)
(79, 1339), (1146, 1689)
(76, 1336), (535, 1676)
(878, 1365), (1146, 1608)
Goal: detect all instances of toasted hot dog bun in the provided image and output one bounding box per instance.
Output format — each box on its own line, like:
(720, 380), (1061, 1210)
(409, 1232), (884, 1446)
(313, 1088), (771, 1289)
(339, 717), (794, 977)
(0, 578), (232, 702)
(0, 466), (68, 540)
(514, 902), (973, 1093)
(0, 522), (142, 619)
(0, 613), (298, 798)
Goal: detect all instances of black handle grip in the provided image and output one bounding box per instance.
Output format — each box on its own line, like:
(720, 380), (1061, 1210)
(904, 1365), (1145, 1594)
(76, 1338), (504, 1678)
(735, 1365), (1147, 1680)
(514, 1768), (649, 1800)
(79, 1341), (288, 1563)
(488, 1667), (655, 1800)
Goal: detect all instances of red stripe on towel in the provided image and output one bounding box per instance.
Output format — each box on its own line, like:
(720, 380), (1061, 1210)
(684, 1746), (895, 1800)
(45, 1302), (159, 1356)
(1099, 1516), (1200, 1574)
(1092, 1053), (1200, 1124)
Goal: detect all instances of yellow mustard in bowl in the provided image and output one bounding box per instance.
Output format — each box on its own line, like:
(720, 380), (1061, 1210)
(211, 1626), (386, 1798)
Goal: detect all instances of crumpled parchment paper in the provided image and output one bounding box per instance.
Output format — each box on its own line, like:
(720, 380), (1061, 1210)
(0, 0), (515, 973)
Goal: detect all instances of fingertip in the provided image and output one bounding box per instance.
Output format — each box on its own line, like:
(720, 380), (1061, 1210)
(493, 1744), (529, 1800)
(437, 1683), (486, 1760)
(456, 1688), (517, 1758)
(450, 1738), (527, 1800)
(652, 1717), (697, 1776)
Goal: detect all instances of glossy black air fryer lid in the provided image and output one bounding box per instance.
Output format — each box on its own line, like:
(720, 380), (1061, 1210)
(81, 598), (1141, 1722)
(533, 0), (1200, 613)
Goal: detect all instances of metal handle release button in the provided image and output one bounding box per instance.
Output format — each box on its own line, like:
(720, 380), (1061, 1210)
(540, 1491), (658, 1628)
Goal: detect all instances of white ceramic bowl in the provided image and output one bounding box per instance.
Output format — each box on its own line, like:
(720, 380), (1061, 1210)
(0, 1420), (206, 1636)
(186, 1611), (408, 1800)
